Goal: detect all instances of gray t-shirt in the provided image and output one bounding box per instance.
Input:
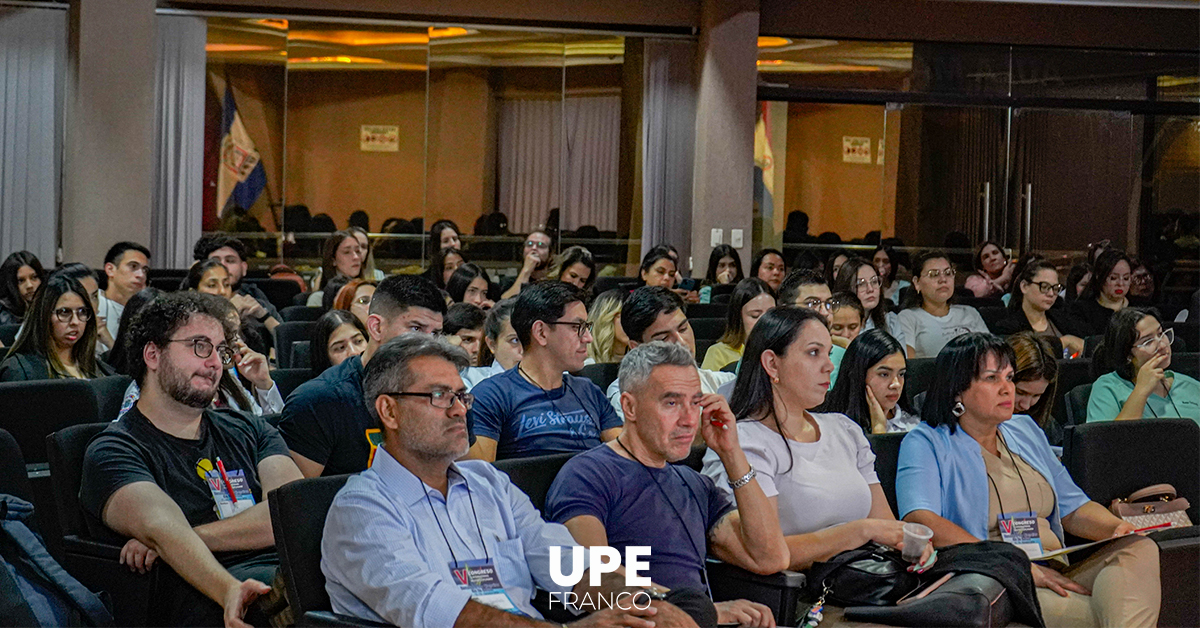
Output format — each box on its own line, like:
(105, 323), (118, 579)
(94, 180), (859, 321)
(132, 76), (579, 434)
(96, 291), (123, 343)
(896, 305), (989, 359)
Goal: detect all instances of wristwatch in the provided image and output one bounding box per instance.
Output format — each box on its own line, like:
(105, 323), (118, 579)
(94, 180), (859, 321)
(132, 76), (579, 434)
(630, 587), (668, 605)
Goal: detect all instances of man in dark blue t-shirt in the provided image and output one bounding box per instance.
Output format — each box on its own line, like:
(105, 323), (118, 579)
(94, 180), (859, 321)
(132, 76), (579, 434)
(545, 342), (788, 628)
(466, 282), (621, 461)
(278, 275), (446, 477)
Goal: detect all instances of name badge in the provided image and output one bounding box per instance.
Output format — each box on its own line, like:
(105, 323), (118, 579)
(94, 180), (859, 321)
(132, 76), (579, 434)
(448, 558), (526, 615)
(998, 511), (1043, 559)
(205, 468), (256, 519)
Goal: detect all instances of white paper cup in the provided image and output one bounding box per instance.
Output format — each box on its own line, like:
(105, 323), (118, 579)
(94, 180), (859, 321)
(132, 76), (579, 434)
(902, 523), (933, 562)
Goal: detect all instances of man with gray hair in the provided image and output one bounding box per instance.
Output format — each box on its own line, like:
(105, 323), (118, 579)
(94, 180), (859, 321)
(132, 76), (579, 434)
(546, 342), (787, 628)
(321, 335), (695, 628)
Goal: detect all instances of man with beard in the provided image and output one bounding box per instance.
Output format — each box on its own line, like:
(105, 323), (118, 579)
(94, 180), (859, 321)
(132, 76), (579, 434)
(499, 229), (553, 299)
(80, 292), (304, 628)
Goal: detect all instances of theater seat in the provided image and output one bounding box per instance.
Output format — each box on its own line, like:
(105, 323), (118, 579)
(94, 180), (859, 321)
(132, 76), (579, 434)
(687, 303), (729, 319)
(1064, 382), (1092, 425)
(88, 374), (133, 423)
(273, 368), (316, 399)
(0, 428), (32, 505)
(690, 318), (726, 342)
(275, 321), (316, 370)
(578, 363), (620, 392)
(280, 305), (325, 322)
(0, 323), (19, 346)
(903, 358), (936, 406)
(867, 432), (905, 516)
(493, 452), (577, 515)
(269, 475), (388, 627)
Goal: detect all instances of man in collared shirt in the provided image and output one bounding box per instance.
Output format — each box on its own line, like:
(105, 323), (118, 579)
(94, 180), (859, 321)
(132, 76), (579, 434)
(322, 334), (696, 628)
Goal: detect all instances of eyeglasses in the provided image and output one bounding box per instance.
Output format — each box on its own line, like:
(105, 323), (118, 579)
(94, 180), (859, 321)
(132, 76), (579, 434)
(167, 338), (236, 366)
(1029, 281), (1064, 296)
(801, 298), (834, 311)
(1132, 272), (1153, 285)
(353, 295), (373, 306)
(546, 320), (594, 338)
(854, 276), (882, 290)
(384, 390), (474, 410)
(54, 307), (92, 323)
(921, 268), (957, 280)
(525, 240), (550, 250)
(1133, 328), (1174, 352)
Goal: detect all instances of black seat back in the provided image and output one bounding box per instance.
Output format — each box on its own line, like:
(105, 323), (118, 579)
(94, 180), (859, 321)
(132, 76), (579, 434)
(687, 303), (729, 319)
(273, 368), (316, 399)
(276, 321), (316, 370)
(1062, 419), (1199, 522)
(690, 318), (726, 342)
(1171, 352), (1199, 381)
(493, 452), (577, 515)
(88, 374), (134, 423)
(0, 323), (19, 346)
(0, 379), (100, 464)
(904, 358), (937, 406)
(0, 428), (32, 502)
(242, 278), (303, 314)
(1064, 383), (1093, 426)
(978, 306), (1008, 332)
(46, 423), (109, 538)
(1049, 359), (1092, 426)
(280, 305), (324, 322)
(578, 362), (621, 392)
(867, 432), (906, 516)
(269, 475), (351, 617)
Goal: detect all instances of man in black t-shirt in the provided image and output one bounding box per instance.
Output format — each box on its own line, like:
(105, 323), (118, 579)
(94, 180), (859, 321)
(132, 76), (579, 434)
(80, 292), (303, 627)
(278, 274), (447, 477)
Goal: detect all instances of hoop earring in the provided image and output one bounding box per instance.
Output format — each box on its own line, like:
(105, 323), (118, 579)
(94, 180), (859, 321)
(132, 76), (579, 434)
(951, 401), (966, 418)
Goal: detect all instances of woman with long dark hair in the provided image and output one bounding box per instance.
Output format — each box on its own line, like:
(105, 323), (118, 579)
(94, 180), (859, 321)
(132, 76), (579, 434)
(834, 256), (906, 346)
(1089, 308), (1198, 423)
(0, 251), (45, 325)
(964, 240), (1014, 299)
(896, 250), (988, 358)
(306, 230), (365, 306)
(310, 309), (368, 374)
(0, 275), (112, 380)
(701, 278), (774, 371)
(423, 247), (466, 291)
(1070, 249), (1132, 338)
(820, 329), (918, 434)
(427, 219), (462, 258)
(704, 244), (744, 286)
(446, 263), (495, 310)
(993, 260), (1087, 358)
(702, 307), (932, 570)
(873, 244), (909, 304)
(751, 249), (787, 292)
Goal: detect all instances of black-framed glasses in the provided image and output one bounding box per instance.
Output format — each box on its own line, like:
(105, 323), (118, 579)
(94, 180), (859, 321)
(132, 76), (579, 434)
(167, 338), (236, 366)
(546, 320), (594, 338)
(525, 240), (550, 250)
(1133, 328), (1174, 352)
(1030, 281), (1064, 295)
(921, 268), (956, 280)
(801, 297), (834, 311)
(54, 307), (92, 323)
(383, 390), (474, 410)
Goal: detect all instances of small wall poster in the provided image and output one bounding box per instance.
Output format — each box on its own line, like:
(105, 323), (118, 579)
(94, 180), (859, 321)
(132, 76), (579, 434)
(360, 125), (399, 152)
(842, 136), (872, 164)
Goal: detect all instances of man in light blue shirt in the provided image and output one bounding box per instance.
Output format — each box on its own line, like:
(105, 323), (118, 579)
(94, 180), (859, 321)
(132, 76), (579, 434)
(321, 334), (694, 628)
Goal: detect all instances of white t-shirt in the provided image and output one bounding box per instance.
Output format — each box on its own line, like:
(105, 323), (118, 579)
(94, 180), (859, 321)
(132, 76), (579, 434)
(896, 305), (989, 359)
(702, 413), (879, 537)
(606, 367), (736, 421)
(887, 407), (920, 433)
(96, 291), (124, 343)
(462, 361), (506, 391)
(862, 311), (907, 348)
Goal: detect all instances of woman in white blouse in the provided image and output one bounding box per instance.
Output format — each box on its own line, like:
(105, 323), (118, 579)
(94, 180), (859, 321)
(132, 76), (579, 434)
(703, 306), (932, 570)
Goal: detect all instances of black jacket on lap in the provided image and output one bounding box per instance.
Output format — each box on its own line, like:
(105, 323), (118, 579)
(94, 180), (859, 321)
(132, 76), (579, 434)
(0, 352), (115, 382)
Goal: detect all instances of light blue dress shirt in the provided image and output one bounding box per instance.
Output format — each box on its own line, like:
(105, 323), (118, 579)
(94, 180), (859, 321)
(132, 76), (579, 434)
(896, 414), (1090, 544)
(321, 447), (581, 627)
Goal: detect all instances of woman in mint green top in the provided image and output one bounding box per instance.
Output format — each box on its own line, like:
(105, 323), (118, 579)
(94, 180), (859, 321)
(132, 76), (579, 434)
(1088, 308), (1200, 423)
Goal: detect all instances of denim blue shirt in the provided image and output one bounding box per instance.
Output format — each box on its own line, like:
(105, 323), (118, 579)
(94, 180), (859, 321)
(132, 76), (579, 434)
(321, 447), (580, 627)
(896, 414), (1090, 543)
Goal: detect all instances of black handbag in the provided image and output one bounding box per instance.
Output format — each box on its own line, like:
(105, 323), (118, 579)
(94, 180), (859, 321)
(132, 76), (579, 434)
(845, 572), (1014, 628)
(805, 543), (921, 607)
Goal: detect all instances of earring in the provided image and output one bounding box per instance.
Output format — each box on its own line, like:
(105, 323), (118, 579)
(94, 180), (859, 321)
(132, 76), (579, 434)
(772, 376), (780, 384)
(951, 401), (966, 417)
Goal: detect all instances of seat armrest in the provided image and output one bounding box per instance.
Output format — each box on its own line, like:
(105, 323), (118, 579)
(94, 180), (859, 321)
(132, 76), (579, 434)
(303, 611), (394, 627)
(62, 535), (124, 561)
(706, 559), (807, 627)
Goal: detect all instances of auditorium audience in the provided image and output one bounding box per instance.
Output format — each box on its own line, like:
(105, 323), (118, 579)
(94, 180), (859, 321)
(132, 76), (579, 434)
(705, 307), (932, 572)
(701, 278), (774, 371)
(1070, 249), (1132, 338)
(639, 246), (679, 289)
(466, 282), (621, 462)
(462, 298), (521, 389)
(347, 226), (385, 282)
(331, 278), (375, 327)
(1089, 308), (1199, 423)
(776, 270), (845, 380)
(426, 218), (461, 257)
(98, 241), (151, 343)
(183, 259), (272, 358)
(873, 244), (909, 304)
(897, 250), (988, 359)
(279, 275), (447, 477)
(307, 231), (364, 306)
(423, 247), (465, 291)
(321, 334), (685, 628)
(833, 257), (905, 345)
(827, 292), (864, 343)
(705, 244), (744, 287)
(964, 240), (1014, 299)
(499, 229), (553, 299)
(548, 341), (785, 628)
(607, 287), (736, 421)
(750, 249), (786, 292)
(546, 245), (597, 294)
(1006, 332), (1062, 444)
(586, 289), (628, 364)
(194, 235), (281, 330)
(897, 333), (1161, 628)
(820, 328), (918, 434)
(445, 263), (495, 310)
(443, 302), (486, 366)
(79, 291), (304, 627)
(993, 260), (1086, 358)
(0, 274), (114, 381)
(0, 251), (44, 325)
(309, 309), (367, 374)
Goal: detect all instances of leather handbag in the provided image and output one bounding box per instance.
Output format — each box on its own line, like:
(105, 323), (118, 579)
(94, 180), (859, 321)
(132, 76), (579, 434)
(805, 543), (921, 607)
(844, 573), (1013, 628)
(1109, 484), (1194, 529)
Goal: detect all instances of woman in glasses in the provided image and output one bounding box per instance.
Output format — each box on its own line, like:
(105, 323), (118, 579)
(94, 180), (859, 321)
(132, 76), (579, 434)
(332, 278), (377, 327)
(994, 260), (1087, 358)
(964, 240), (1014, 299)
(896, 250), (988, 359)
(833, 256), (906, 346)
(1088, 308), (1199, 423)
(0, 275), (113, 381)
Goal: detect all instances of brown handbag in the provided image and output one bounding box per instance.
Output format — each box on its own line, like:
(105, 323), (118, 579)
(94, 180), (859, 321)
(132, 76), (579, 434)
(1109, 484), (1194, 530)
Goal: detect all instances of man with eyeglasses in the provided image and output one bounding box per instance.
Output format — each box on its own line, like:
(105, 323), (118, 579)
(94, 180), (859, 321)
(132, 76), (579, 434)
(322, 334), (694, 628)
(80, 291), (304, 628)
(279, 274), (446, 477)
(500, 230), (554, 300)
(194, 234), (282, 331)
(466, 281), (622, 462)
(776, 269), (846, 382)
